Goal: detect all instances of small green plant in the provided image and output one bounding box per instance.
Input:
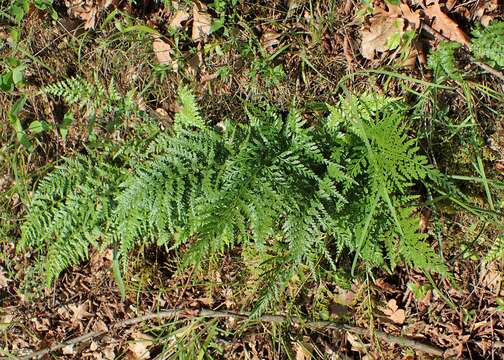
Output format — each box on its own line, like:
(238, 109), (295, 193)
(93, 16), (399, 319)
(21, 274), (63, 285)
(43, 76), (138, 138)
(472, 21), (504, 68)
(19, 87), (447, 313)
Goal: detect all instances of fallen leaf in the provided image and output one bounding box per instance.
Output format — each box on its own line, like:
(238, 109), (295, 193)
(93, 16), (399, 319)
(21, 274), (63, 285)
(343, 34), (354, 68)
(424, 3), (470, 47)
(386, 299), (399, 313)
(192, 5), (212, 41)
(383, 299), (406, 324)
(0, 268), (9, 289)
(152, 36), (177, 70)
(62, 344), (75, 355)
(169, 8), (190, 29)
(261, 31), (281, 52)
(293, 341), (312, 360)
(69, 302), (92, 325)
(474, 0), (499, 23)
(361, 16), (404, 59)
(128, 332), (153, 360)
(390, 309), (406, 324)
(64, 0), (111, 30)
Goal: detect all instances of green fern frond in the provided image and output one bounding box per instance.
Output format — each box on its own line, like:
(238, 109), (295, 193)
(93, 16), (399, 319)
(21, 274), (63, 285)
(472, 21), (504, 68)
(427, 41), (463, 80)
(485, 234), (504, 263)
(19, 156), (125, 284)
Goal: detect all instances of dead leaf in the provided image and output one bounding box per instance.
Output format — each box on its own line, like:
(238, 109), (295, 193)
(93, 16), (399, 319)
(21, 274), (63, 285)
(293, 341), (312, 360)
(128, 332), (153, 360)
(390, 309), (406, 324)
(69, 302), (92, 325)
(361, 17), (404, 60)
(169, 9), (190, 29)
(474, 0), (499, 25)
(343, 34), (354, 69)
(386, 299), (399, 313)
(346, 332), (367, 352)
(64, 0), (111, 30)
(152, 36), (177, 70)
(0, 268), (9, 289)
(261, 31), (281, 52)
(192, 5), (212, 41)
(62, 344), (75, 355)
(383, 299), (406, 324)
(424, 3), (470, 47)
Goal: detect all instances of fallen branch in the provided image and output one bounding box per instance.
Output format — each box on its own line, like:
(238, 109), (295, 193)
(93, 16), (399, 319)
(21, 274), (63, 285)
(421, 23), (504, 82)
(17, 308), (444, 359)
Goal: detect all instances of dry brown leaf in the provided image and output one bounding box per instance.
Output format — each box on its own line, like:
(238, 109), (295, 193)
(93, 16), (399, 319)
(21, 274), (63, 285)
(152, 36), (177, 70)
(128, 332), (154, 360)
(424, 3), (470, 46)
(65, 0), (112, 30)
(69, 302), (92, 325)
(383, 299), (406, 324)
(170, 9), (190, 29)
(293, 341), (312, 360)
(192, 5), (212, 41)
(343, 34), (354, 69)
(399, 3), (421, 29)
(361, 17), (404, 60)
(390, 309), (406, 324)
(474, 0), (499, 26)
(386, 299), (399, 313)
(128, 342), (150, 360)
(0, 268), (9, 289)
(261, 31), (281, 52)
(62, 344), (75, 355)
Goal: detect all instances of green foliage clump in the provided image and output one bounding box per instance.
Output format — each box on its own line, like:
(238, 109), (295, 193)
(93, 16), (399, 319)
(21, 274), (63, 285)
(19, 155), (126, 285)
(43, 76), (137, 135)
(471, 21), (504, 68)
(427, 41), (462, 81)
(19, 87), (447, 311)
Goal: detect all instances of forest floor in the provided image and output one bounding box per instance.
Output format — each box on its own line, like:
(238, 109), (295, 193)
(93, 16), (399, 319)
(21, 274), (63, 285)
(1, 0), (504, 359)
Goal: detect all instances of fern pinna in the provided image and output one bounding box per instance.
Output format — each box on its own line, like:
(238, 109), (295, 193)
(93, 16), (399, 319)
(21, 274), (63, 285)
(19, 87), (446, 311)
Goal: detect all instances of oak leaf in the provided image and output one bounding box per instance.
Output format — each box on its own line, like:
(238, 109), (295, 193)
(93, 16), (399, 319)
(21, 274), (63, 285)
(424, 3), (470, 46)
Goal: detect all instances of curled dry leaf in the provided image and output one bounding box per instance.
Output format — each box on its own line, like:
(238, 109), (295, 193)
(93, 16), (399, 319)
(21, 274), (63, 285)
(192, 5), (212, 41)
(128, 332), (154, 360)
(261, 31), (281, 52)
(152, 36), (177, 70)
(424, 3), (470, 47)
(474, 0), (499, 26)
(169, 8), (190, 29)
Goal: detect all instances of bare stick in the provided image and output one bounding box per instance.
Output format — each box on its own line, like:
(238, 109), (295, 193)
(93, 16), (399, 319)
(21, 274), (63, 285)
(17, 308), (444, 359)
(421, 23), (504, 82)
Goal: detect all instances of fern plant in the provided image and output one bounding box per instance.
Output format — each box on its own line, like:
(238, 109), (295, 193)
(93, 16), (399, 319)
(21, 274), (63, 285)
(43, 75), (137, 136)
(471, 21), (504, 68)
(19, 87), (447, 311)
